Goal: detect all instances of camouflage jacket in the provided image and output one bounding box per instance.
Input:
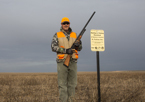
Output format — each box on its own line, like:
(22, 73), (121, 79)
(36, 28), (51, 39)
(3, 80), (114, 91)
(51, 27), (82, 62)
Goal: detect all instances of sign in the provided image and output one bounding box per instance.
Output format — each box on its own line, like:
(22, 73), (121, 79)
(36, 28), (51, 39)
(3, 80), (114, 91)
(90, 29), (105, 51)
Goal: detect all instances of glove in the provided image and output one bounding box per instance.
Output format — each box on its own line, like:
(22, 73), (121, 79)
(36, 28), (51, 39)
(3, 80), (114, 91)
(66, 48), (73, 54)
(74, 41), (81, 50)
(74, 41), (80, 47)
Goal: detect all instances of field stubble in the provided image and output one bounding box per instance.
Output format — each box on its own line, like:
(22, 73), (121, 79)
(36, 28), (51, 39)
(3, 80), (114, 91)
(0, 71), (145, 102)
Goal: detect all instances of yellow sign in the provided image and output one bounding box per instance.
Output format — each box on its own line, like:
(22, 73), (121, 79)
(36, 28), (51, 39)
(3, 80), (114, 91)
(90, 29), (105, 51)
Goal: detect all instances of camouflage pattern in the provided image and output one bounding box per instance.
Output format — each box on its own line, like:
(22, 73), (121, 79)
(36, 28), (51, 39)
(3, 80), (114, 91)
(51, 27), (82, 62)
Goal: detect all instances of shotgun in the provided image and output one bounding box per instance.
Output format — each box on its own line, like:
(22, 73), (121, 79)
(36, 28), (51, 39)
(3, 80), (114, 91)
(63, 11), (96, 67)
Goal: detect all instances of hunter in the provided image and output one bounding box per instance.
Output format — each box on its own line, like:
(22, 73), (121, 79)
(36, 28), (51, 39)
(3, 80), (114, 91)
(51, 17), (82, 102)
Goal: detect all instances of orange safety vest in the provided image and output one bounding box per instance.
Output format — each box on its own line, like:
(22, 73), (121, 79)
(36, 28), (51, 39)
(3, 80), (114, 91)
(57, 31), (79, 60)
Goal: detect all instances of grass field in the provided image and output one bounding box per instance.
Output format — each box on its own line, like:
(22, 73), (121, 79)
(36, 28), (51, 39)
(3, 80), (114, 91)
(0, 71), (145, 102)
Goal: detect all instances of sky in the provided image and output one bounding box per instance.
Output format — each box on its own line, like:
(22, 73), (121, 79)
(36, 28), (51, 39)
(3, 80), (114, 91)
(0, 0), (145, 72)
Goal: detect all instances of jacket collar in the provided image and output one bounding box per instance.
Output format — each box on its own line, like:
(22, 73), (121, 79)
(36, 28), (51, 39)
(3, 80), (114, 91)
(60, 27), (72, 35)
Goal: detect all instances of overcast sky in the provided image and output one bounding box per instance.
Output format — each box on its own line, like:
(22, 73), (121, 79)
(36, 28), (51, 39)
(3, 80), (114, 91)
(0, 0), (145, 72)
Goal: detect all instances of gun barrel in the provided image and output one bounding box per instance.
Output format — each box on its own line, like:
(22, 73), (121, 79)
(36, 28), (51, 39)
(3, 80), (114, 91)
(81, 11), (96, 32)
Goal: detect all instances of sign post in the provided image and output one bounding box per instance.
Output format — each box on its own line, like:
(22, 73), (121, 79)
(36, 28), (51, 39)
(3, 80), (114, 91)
(96, 51), (101, 102)
(90, 29), (105, 102)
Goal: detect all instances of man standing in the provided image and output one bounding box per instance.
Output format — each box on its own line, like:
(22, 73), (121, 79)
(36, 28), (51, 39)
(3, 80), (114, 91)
(51, 17), (82, 102)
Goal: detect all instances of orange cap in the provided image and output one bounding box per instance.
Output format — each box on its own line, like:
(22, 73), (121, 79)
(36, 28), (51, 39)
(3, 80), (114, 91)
(61, 17), (70, 23)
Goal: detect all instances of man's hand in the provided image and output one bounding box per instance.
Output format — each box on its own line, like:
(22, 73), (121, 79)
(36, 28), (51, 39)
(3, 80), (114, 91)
(74, 41), (81, 50)
(74, 41), (80, 47)
(66, 48), (73, 54)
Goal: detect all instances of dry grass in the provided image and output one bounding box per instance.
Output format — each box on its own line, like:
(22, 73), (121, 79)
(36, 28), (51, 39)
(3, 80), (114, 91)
(0, 71), (145, 102)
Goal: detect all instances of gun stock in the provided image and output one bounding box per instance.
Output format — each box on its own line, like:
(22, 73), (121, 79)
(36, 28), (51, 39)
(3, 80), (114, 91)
(63, 55), (71, 67)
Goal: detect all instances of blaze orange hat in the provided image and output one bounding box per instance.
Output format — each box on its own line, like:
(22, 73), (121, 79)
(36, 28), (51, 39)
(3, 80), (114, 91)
(61, 17), (70, 23)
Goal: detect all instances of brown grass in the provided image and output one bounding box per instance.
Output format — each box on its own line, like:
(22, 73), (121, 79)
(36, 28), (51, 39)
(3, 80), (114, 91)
(0, 71), (145, 102)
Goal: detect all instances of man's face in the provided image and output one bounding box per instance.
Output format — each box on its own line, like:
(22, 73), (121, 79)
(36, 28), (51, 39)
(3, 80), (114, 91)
(61, 22), (70, 32)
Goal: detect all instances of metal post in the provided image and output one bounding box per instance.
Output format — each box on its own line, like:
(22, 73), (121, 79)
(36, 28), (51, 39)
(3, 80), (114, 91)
(97, 51), (101, 102)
